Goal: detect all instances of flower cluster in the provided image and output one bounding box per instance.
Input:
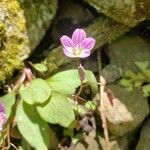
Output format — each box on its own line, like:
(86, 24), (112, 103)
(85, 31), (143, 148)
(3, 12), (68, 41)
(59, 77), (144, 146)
(60, 28), (95, 58)
(0, 102), (7, 131)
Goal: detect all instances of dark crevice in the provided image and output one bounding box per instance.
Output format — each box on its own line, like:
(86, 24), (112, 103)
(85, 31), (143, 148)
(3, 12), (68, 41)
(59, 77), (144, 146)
(28, 0), (101, 63)
(101, 45), (110, 66)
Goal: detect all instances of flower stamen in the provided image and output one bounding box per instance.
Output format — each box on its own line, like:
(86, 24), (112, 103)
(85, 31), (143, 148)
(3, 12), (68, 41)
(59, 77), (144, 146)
(72, 47), (83, 56)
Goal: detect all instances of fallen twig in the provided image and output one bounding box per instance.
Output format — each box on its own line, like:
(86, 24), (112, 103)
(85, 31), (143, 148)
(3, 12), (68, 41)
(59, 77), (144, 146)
(97, 50), (110, 150)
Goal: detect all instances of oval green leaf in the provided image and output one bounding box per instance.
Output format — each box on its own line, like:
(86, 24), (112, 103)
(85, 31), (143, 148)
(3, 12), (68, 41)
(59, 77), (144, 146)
(16, 101), (50, 150)
(47, 69), (98, 95)
(19, 78), (51, 105)
(37, 92), (75, 127)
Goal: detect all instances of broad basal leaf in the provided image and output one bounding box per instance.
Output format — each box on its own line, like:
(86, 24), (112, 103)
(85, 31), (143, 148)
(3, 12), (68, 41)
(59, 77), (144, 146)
(16, 101), (50, 150)
(19, 78), (51, 105)
(37, 92), (75, 127)
(0, 92), (16, 118)
(47, 69), (98, 95)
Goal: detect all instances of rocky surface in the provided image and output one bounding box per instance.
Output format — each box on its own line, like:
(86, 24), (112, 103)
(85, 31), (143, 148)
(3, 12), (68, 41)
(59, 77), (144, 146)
(108, 34), (150, 72)
(85, 0), (150, 27)
(0, 0), (149, 148)
(74, 135), (130, 150)
(0, 0), (57, 84)
(45, 17), (129, 76)
(104, 84), (149, 136)
(102, 64), (122, 83)
(136, 118), (150, 150)
(51, 0), (93, 43)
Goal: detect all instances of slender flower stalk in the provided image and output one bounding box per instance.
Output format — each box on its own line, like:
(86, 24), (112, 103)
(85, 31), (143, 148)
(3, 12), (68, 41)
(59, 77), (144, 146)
(60, 28), (95, 58)
(60, 28), (96, 98)
(0, 102), (7, 131)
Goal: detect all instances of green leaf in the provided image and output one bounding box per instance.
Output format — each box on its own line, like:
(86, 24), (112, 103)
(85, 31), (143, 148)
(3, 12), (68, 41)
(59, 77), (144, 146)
(0, 132), (7, 145)
(0, 92), (16, 118)
(142, 70), (150, 79)
(85, 101), (96, 111)
(126, 86), (133, 91)
(20, 138), (31, 150)
(120, 79), (133, 87)
(47, 69), (98, 95)
(33, 63), (47, 72)
(71, 101), (87, 116)
(134, 81), (142, 88)
(135, 73), (145, 80)
(72, 133), (83, 144)
(135, 61), (149, 71)
(37, 92), (75, 127)
(16, 101), (50, 150)
(19, 78), (51, 105)
(63, 128), (74, 137)
(142, 84), (150, 97)
(124, 70), (136, 78)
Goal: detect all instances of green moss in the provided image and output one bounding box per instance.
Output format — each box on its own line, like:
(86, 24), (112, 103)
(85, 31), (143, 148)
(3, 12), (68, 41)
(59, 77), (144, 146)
(0, 1), (24, 85)
(7, 0), (20, 15)
(0, 44), (21, 84)
(0, 0), (57, 85)
(0, 23), (5, 50)
(135, 0), (150, 20)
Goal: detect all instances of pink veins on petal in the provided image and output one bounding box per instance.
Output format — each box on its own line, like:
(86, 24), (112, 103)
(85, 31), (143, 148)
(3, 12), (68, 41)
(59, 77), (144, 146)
(60, 28), (95, 58)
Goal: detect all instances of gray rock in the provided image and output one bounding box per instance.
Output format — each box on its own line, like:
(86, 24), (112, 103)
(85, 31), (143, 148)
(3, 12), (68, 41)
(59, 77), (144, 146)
(0, 0), (57, 84)
(102, 64), (122, 83)
(74, 135), (129, 150)
(85, 0), (150, 27)
(108, 34), (150, 72)
(98, 136), (129, 150)
(136, 118), (150, 150)
(103, 84), (149, 136)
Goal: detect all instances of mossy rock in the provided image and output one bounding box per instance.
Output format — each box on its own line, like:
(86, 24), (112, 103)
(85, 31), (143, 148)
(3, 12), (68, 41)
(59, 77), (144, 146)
(0, 0), (57, 84)
(108, 34), (150, 72)
(85, 0), (150, 27)
(136, 118), (150, 150)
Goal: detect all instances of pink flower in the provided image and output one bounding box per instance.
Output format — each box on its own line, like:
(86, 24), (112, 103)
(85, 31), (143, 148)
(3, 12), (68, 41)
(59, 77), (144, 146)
(0, 102), (7, 131)
(60, 28), (95, 58)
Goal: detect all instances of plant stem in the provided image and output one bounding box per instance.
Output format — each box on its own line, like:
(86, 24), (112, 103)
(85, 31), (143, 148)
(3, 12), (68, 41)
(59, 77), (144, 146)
(97, 50), (110, 150)
(76, 59), (84, 96)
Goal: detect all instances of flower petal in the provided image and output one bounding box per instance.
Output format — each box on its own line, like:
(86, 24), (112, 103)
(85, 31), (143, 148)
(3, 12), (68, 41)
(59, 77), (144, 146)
(0, 113), (7, 130)
(63, 48), (76, 58)
(72, 28), (86, 45)
(0, 102), (5, 113)
(80, 49), (91, 58)
(60, 35), (74, 47)
(81, 37), (95, 50)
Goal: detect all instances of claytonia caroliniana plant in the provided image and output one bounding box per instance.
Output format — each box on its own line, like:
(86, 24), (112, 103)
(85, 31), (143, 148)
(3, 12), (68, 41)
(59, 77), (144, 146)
(60, 28), (95, 58)
(0, 28), (98, 149)
(0, 102), (7, 131)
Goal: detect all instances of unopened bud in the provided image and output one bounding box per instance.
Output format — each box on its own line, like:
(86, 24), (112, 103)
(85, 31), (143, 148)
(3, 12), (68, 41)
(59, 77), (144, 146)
(78, 64), (85, 81)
